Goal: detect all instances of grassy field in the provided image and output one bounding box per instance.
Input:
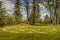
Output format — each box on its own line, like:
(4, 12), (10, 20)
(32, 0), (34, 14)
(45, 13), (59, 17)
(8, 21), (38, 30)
(0, 24), (60, 40)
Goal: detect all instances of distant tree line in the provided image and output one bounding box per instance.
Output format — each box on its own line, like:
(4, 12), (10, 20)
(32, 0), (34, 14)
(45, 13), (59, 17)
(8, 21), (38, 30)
(0, 0), (60, 27)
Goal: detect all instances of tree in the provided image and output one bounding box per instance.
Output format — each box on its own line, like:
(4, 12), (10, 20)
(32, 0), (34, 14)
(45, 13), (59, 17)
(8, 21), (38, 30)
(54, 0), (59, 25)
(44, 0), (54, 24)
(35, 0), (40, 21)
(29, 0), (41, 25)
(28, 0), (36, 25)
(24, 0), (29, 24)
(44, 15), (50, 24)
(0, 1), (2, 8)
(5, 14), (16, 25)
(0, 1), (7, 27)
(14, 0), (22, 24)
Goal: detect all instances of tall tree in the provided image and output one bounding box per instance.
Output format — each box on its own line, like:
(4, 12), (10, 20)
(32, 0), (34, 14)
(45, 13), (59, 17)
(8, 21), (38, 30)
(46, 0), (54, 24)
(24, 0), (29, 24)
(35, 0), (41, 23)
(54, 0), (59, 25)
(14, 0), (22, 24)
(0, 1), (2, 8)
(32, 0), (36, 25)
(29, 0), (40, 25)
(29, 0), (36, 25)
(0, 1), (7, 27)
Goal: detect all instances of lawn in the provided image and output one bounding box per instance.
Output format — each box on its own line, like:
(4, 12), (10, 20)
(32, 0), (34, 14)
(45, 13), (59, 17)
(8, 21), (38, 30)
(0, 24), (60, 40)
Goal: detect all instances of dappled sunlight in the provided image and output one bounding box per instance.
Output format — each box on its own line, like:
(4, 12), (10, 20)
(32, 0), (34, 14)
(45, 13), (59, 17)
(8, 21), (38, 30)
(0, 24), (60, 34)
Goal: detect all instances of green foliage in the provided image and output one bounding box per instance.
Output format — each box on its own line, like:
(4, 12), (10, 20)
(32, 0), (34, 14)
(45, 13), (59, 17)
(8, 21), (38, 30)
(0, 1), (2, 8)
(35, 4), (41, 23)
(0, 1), (7, 27)
(0, 0), (60, 26)
(29, 13), (34, 24)
(14, 0), (22, 24)
(24, 0), (29, 24)
(44, 15), (50, 24)
(29, 0), (40, 25)
(0, 8), (7, 27)
(5, 14), (16, 25)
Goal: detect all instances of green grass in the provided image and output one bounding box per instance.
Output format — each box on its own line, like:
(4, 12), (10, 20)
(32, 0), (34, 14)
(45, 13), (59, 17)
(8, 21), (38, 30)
(0, 24), (60, 40)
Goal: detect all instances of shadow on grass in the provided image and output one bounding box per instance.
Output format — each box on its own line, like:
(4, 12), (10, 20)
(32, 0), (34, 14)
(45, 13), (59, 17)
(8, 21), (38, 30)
(0, 31), (60, 40)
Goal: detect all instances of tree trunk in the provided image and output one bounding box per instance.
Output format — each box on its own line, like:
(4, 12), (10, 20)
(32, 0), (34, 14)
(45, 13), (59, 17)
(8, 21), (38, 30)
(32, 0), (36, 25)
(54, 0), (59, 25)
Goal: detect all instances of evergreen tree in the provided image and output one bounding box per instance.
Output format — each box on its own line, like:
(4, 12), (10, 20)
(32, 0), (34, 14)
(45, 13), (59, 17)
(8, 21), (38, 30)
(14, 0), (22, 24)
(0, 1), (7, 27)
(35, 0), (40, 23)
(29, 0), (41, 25)
(54, 0), (59, 25)
(44, 15), (50, 24)
(24, 0), (29, 24)
(45, 0), (54, 24)
(29, 0), (36, 25)
(5, 14), (16, 25)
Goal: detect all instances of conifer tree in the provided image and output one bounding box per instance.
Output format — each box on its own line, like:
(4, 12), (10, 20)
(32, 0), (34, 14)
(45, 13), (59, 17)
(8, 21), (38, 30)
(44, 15), (50, 24)
(14, 0), (22, 24)
(0, 1), (7, 27)
(24, 0), (29, 23)
(29, 0), (41, 25)
(54, 0), (59, 25)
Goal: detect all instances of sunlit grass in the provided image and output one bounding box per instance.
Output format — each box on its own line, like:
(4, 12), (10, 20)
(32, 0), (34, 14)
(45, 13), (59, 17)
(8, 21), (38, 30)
(0, 24), (60, 40)
(0, 24), (60, 33)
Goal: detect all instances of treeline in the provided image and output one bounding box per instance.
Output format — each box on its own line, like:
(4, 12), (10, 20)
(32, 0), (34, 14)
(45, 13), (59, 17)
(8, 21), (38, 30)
(0, 0), (60, 27)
